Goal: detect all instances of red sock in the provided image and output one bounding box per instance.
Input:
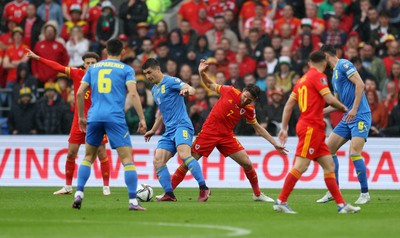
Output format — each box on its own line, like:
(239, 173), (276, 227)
(171, 164), (188, 190)
(278, 168), (301, 203)
(244, 166), (261, 196)
(100, 157), (110, 186)
(65, 157), (76, 186)
(324, 172), (345, 204)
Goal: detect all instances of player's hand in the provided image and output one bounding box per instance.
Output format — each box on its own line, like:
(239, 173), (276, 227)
(274, 144), (289, 155)
(144, 130), (155, 142)
(137, 119), (147, 135)
(78, 117), (87, 133)
(25, 49), (39, 60)
(345, 108), (357, 123)
(278, 129), (288, 145)
(198, 59), (208, 74)
(180, 88), (190, 96)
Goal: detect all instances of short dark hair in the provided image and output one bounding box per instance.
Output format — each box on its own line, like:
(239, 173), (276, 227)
(309, 50), (326, 63)
(142, 58), (160, 70)
(106, 39), (123, 56)
(350, 56), (362, 64)
(320, 44), (336, 56)
(82, 52), (100, 61)
(245, 84), (261, 100)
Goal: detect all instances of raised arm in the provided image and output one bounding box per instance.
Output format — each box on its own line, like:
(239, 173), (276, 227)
(26, 49), (68, 75)
(198, 59), (219, 93)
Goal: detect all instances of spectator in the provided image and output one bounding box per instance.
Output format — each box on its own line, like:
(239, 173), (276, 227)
(135, 74), (154, 107)
(119, 34), (135, 62)
(206, 15), (239, 52)
(265, 88), (285, 136)
(207, 0), (237, 19)
(360, 43), (387, 90)
(255, 61), (268, 91)
(177, 0), (207, 28)
(192, 7), (214, 35)
(54, 73), (71, 103)
(292, 18), (321, 53)
(194, 35), (213, 66)
(366, 89), (388, 137)
(365, 77), (382, 102)
(125, 88), (155, 135)
(382, 93), (400, 137)
(279, 23), (294, 48)
(0, 17), (18, 51)
(318, 0), (335, 20)
(243, 3), (274, 37)
(238, 0), (264, 39)
(62, 0), (89, 22)
(223, 8), (240, 40)
(382, 81), (399, 112)
(303, 2), (325, 35)
(11, 63), (38, 104)
(274, 56), (296, 94)
(118, 0), (148, 38)
(60, 4), (89, 41)
(325, 1), (352, 33)
(263, 46), (278, 75)
(177, 19), (197, 49)
(294, 32), (318, 64)
(152, 20), (169, 52)
(219, 37), (236, 62)
(31, 21), (69, 85)
(66, 25), (89, 67)
(167, 29), (187, 66)
(20, 3), (44, 49)
(35, 82), (72, 134)
(235, 42), (256, 78)
(377, 0), (400, 28)
(136, 38), (157, 63)
(179, 64), (193, 84)
(7, 87), (37, 135)
(350, 56), (379, 87)
(131, 22), (150, 55)
(343, 31), (361, 53)
(321, 16), (347, 47)
(273, 4), (301, 38)
(244, 28), (270, 62)
(271, 35), (283, 58)
(86, 0), (104, 42)
(165, 58), (178, 77)
(382, 41), (400, 77)
(95, 1), (118, 54)
(2, 0), (28, 25)
(37, 0), (63, 28)
(187, 85), (208, 134)
(225, 62), (244, 90)
(358, 6), (380, 43)
(156, 42), (169, 72)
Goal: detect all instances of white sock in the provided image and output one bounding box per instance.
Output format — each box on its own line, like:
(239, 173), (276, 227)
(129, 199), (138, 205)
(75, 191), (84, 199)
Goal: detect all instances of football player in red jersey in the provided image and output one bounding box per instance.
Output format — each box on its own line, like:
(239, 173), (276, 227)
(26, 49), (111, 196)
(164, 59), (287, 202)
(273, 50), (360, 214)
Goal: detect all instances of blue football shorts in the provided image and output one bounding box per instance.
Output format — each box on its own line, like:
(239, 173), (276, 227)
(86, 121), (132, 149)
(157, 126), (194, 155)
(333, 112), (372, 140)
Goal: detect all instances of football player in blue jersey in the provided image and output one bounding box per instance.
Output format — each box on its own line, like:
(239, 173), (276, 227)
(72, 39), (147, 211)
(318, 45), (371, 204)
(142, 58), (210, 202)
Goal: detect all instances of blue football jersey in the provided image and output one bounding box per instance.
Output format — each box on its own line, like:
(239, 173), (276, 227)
(332, 59), (370, 114)
(152, 75), (193, 131)
(83, 59), (135, 123)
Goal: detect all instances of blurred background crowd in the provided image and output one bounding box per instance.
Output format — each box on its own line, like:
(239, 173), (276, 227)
(0, 0), (399, 137)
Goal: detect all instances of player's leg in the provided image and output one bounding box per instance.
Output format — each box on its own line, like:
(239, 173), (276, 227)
(97, 144), (110, 195)
(54, 142), (80, 195)
(171, 153), (201, 190)
(274, 156), (310, 214)
(154, 147), (177, 201)
(317, 155), (361, 213)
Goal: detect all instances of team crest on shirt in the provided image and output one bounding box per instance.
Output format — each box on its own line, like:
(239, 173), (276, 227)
(343, 63), (349, 69)
(195, 144), (200, 150)
(240, 108), (246, 115)
(309, 148), (314, 155)
(321, 78), (327, 85)
(52, 44), (58, 50)
(174, 78), (181, 83)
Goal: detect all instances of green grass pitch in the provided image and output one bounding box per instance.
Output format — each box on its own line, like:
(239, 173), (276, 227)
(0, 187), (398, 238)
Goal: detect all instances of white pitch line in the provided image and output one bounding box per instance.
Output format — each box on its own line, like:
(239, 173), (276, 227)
(0, 218), (251, 238)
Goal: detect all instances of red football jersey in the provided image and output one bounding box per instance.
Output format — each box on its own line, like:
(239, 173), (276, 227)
(66, 67), (91, 118)
(202, 85), (257, 135)
(290, 68), (331, 128)
(3, 1), (28, 24)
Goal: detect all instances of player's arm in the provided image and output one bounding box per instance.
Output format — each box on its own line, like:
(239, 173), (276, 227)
(180, 84), (195, 96)
(251, 121), (288, 155)
(76, 82), (90, 133)
(127, 82), (147, 134)
(347, 71), (365, 122)
(278, 96), (297, 145)
(198, 59), (220, 93)
(144, 110), (163, 142)
(26, 49), (69, 76)
(323, 92), (340, 115)
(323, 92), (348, 112)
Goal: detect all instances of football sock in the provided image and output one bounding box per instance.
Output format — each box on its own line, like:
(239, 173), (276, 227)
(182, 156), (207, 188)
(351, 154), (369, 193)
(244, 166), (261, 196)
(324, 172), (345, 205)
(76, 159), (92, 192)
(171, 164), (188, 190)
(156, 165), (173, 194)
(99, 156), (110, 186)
(332, 153), (339, 185)
(65, 157), (76, 186)
(123, 163), (138, 199)
(278, 168), (301, 203)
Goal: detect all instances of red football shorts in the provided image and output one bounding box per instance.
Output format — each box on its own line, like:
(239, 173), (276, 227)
(68, 119), (108, 145)
(295, 123), (330, 160)
(192, 131), (244, 157)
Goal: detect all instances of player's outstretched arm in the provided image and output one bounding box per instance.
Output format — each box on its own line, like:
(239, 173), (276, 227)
(278, 97), (297, 145)
(26, 49), (68, 74)
(127, 82), (147, 134)
(198, 59), (219, 93)
(76, 82), (90, 133)
(346, 72), (365, 122)
(323, 92), (348, 113)
(180, 84), (195, 96)
(251, 121), (288, 155)
(144, 110), (163, 142)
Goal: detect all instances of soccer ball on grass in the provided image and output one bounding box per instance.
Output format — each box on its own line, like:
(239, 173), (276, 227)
(136, 184), (154, 202)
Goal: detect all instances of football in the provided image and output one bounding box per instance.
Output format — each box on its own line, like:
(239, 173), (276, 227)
(136, 184), (154, 202)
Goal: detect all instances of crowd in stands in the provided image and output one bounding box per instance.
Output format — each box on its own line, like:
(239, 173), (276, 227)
(0, 0), (399, 137)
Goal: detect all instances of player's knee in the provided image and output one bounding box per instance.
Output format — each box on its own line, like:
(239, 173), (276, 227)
(67, 150), (78, 159)
(153, 157), (164, 168)
(241, 162), (253, 170)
